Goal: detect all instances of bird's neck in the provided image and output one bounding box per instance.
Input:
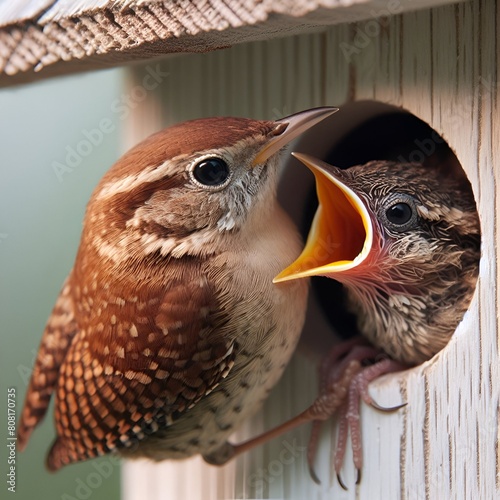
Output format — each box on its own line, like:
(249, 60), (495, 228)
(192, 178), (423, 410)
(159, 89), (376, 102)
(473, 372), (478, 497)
(334, 242), (472, 364)
(332, 232), (423, 296)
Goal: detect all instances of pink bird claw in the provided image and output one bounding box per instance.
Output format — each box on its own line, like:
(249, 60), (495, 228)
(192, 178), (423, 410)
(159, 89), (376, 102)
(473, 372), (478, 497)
(337, 472), (348, 491)
(335, 356), (408, 488)
(370, 399), (408, 412)
(335, 468), (361, 491)
(227, 342), (409, 489)
(351, 357), (408, 410)
(356, 468), (362, 485)
(336, 462), (361, 491)
(307, 420), (323, 484)
(308, 461), (321, 485)
(305, 357), (364, 484)
(308, 342), (410, 489)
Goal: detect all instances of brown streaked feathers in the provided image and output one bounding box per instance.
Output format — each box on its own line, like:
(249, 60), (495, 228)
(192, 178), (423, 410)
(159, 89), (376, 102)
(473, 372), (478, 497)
(17, 111), (335, 470)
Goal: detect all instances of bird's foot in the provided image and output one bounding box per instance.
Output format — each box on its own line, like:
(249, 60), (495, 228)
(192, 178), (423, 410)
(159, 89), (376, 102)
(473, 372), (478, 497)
(307, 341), (407, 489)
(208, 354), (364, 468)
(203, 339), (407, 490)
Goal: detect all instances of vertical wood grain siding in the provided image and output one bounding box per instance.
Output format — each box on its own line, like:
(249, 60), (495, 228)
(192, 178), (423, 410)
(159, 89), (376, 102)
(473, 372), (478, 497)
(123, 1), (498, 498)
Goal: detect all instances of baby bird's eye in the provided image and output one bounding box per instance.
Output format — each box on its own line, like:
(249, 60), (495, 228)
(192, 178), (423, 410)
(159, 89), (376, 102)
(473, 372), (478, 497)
(381, 194), (418, 232)
(386, 202), (413, 225)
(191, 157), (231, 189)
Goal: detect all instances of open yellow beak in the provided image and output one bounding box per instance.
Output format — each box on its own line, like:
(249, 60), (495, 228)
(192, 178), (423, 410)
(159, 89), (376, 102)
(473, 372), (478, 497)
(274, 153), (373, 283)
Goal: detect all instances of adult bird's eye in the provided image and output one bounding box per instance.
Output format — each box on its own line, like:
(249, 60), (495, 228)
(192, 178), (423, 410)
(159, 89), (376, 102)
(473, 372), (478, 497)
(386, 203), (413, 225)
(192, 157), (230, 187)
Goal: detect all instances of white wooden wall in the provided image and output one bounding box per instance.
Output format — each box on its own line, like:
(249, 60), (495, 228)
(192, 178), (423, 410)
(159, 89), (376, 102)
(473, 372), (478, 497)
(123, 0), (499, 498)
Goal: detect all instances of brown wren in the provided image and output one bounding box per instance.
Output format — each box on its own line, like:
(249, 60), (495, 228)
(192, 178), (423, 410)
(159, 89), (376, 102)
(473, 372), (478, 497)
(273, 154), (481, 485)
(17, 108), (337, 471)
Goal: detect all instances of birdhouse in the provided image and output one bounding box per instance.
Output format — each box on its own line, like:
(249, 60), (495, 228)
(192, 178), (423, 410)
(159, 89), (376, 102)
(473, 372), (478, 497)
(1, 0), (498, 498)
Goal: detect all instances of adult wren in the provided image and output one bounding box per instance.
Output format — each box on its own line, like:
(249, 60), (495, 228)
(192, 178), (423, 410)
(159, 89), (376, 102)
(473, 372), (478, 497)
(17, 108), (337, 470)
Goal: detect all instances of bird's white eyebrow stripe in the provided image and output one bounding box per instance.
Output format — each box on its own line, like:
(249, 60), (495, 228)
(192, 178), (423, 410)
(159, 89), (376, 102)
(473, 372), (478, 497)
(96, 156), (186, 200)
(96, 135), (266, 201)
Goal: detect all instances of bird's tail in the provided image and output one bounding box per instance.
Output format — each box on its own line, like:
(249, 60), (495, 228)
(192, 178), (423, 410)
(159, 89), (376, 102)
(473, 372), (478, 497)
(46, 437), (75, 472)
(17, 279), (78, 452)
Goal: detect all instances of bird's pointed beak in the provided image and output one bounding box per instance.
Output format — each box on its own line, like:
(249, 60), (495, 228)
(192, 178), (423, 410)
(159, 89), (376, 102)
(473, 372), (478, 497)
(252, 107), (338, 166)
(273, 153), (373, 283)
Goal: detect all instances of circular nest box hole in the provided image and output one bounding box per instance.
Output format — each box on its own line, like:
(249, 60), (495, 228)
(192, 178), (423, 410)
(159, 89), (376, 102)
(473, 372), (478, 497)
(278, 100), (480, 355)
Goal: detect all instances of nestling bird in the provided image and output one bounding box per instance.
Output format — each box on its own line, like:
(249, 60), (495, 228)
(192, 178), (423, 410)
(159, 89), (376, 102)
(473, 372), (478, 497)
(255, 154), (480, 485)
(17, 108), (337, 471)
(276, 154), (480, 363)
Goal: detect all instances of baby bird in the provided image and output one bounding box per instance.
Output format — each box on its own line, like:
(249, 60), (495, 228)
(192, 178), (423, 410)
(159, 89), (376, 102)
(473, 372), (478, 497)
(277, 154), (480, 362)
(273, 154), (481, 486)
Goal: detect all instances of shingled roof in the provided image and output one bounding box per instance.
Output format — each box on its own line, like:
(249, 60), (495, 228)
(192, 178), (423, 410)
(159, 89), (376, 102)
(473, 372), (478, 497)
(0, 0), (457, 86)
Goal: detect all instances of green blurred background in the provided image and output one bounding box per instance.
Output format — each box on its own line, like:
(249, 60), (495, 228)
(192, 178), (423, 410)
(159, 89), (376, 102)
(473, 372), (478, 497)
(1, 68), (125, 500)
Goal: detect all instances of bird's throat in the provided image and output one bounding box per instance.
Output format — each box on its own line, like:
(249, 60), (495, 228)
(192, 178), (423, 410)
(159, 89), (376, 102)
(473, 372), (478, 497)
(274, 156), (372, 282)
